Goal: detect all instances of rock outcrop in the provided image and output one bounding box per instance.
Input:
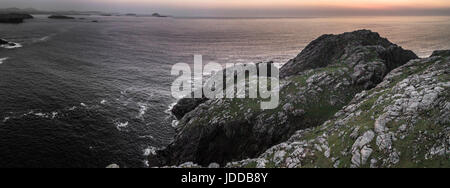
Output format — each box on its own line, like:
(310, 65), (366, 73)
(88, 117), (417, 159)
(171, 61), (278, 120)
(172, 97), (209, 120)
(228, 50), (450, 168)
(149, 30), (420, 167)
(280, 30), (417, 79)
(0, 13), (33, 23)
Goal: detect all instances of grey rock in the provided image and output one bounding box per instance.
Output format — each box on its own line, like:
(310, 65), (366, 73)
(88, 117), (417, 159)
(208, 163), (220, 168)
(149, 30), (419, 167)
(171, 97), (209, 120)
(228, 51), (449, 168)
(431, 50), (450, 57)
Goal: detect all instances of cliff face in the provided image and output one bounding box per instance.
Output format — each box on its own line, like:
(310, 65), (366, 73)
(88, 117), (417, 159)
(228, 51), (450, 168)
(149, 30), (429, 167)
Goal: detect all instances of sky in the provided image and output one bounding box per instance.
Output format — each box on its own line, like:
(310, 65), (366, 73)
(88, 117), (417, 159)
(1, 0), (450, 17)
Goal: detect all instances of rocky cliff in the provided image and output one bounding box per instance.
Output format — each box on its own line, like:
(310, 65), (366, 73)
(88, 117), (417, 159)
(228, 50), (449, 168)
(149, 30), (450, 168)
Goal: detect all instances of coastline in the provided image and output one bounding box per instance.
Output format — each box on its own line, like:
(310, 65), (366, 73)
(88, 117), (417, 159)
(1, 15), (449, 168)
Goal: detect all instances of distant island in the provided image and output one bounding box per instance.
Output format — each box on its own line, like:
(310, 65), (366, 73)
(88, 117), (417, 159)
(152, 13), (168, 17)
(0, 13), (33, 23)
(0, 8), (171, 18)
(48, 15), (75, 19)
(0, 7), (109, 16)
(126, 13), (170, 17)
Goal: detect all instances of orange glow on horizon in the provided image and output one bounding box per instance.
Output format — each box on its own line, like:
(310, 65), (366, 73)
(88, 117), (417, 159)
(96, 0), (450, 10)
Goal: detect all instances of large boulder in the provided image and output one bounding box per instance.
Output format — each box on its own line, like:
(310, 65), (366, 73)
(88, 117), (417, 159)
(149, 30), (418, 167)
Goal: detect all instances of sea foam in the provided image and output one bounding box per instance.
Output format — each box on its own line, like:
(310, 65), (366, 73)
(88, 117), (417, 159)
(143, 146), (159, 156)
(116, 121), (129, 131)
(0, 57), (8, 65)
(137, 103), (148, 119)
(1, 42), (22, 49)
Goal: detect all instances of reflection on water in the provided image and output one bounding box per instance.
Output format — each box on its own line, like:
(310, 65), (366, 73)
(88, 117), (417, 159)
(0, 15), (449, 167)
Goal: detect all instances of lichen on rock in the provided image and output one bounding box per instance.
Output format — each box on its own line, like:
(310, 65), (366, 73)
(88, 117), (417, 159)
(228, 50), (450, 168)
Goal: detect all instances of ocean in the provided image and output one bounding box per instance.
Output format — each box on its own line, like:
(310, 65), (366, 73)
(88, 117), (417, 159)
(0, 15), (449, 168)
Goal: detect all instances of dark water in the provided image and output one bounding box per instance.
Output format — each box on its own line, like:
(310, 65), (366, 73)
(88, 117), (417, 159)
(1, 15), (449, 167)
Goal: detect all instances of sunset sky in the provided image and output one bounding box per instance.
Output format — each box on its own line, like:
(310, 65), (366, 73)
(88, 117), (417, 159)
(2, 0), (450, 17)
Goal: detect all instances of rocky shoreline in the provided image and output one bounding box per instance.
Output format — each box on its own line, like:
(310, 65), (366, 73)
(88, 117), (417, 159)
(149, 30), (449, 168)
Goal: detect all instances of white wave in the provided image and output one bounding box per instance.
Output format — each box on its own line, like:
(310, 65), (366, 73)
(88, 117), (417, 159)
(80, 103), (87, 107)
(40, 36), (50, 41)
(34, 35), (53, 43)
(51, 112), (58, 119)
(1, 42), (22, 49)
(34, 112), (46, 117)
(143, 146), (159, 157)
(100, 100), (107, 105)
(116, 121), (129, 131)
(143, 146), (166, 166)
(31, 111), (58, 119)
(0, 57), (8, 65)
(24, 110), (34, 116)
(143, 160), (149, 167)
(5, 109), (59, 122)
(139, 135), (155, 140)
(137, 103), (148, 118)
(171, 120), (179, 128)
(164, 102), (177, 115)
